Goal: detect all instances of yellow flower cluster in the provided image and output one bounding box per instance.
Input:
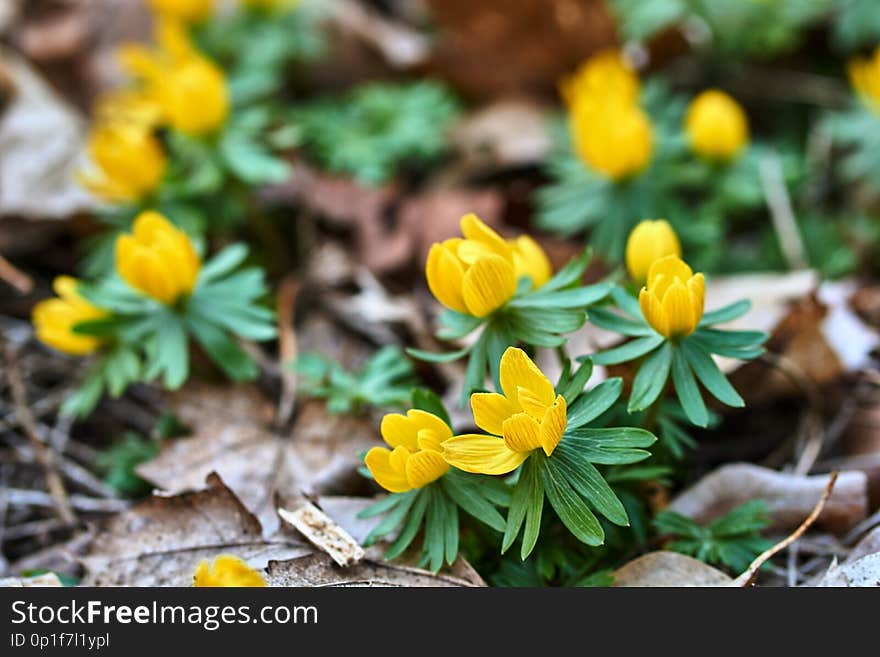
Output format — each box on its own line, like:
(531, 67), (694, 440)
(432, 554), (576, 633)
(116, 211), (202, 305)
(365, 348), (566, 491)
(193, 555), (267, 587)
(565, 49), (653, 180)
(118, 20), (229, 137)
(426, 214), (552, 318)
(849, 46), (880, 113)
(685, 89), (749, 161)
(625, 219), (681, 284)
(638, 255), (705, 338)
(32, 277), (108, 356)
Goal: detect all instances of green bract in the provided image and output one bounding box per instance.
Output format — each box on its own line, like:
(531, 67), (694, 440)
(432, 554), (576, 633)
(590, 287), (767, 427)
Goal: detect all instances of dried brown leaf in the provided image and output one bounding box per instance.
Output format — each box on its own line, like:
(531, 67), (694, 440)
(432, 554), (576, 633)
(613, 551), (732, 587)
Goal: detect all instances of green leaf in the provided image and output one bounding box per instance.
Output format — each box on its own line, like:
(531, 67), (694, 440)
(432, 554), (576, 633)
(587, 306), (653, 336)
(486, 317), (515, 393)
(540, 248), (591, 292)
(362, 492), (418, 545)
(541, 457), (604, 546)
(186, 317), (257, 382)
(407, 345), (471, 363)
(423, 488), (448, 572)
(610, 285), (643, 319)
(520, 457), (545, 560)
(671, 347), (709, 427)
(699, 299), (752, 326)
(436, 310), (482, 340)
(385, 488), (429, 560)
(695, 328), (767, 349)
(562, 427), (656, 464)
(628, 341), (672, 412)
(411, 389), (452, 428)
(566, 378), (623, 429)
(198, 243), (250, 283)
(553, 443), (628, 526)
(561, 359), (594, 405)
(441, 471), (506, 532)
(681, 340), (744, 407)
(155, 316), (189, 389)
(592, 334), (664, 366)
(461, 331), (488, 406)
(508, 282), (611, 309)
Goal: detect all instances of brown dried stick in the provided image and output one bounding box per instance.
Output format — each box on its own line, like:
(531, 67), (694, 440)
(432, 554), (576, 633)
(4, 344), (75, 523)
(731, 471), (838, 587)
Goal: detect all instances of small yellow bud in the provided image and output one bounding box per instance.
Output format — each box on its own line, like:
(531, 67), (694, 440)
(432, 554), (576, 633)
(79, 123), (166, 203)
(638, 256), (705, 339)
(425, 214), (552, 318)
(571, 98), (654, 180)
(32, 277), (108, 356)
(685, 90), (749, 161)
(365, 410), (451, 492)
(159, 56), (229, 136)
(848, 46), (880, 113)
(193, 555), (267, 587)
(115, 211), (201, 305)
(442, 347), (568, 476)
(147, 0), (213, 24)
(625, 220), (682, 284)
(561, 49), (640, 107)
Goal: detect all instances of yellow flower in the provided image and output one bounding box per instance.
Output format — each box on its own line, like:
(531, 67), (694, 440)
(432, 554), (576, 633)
(442, 348), (567, 475)
(425, 214), (552, 318)
(193, 555), (266, 587)
(561, 49), (640, 107)
(625, 219), (682, 284)
(365, 410), (451, 493)
(116, 211), (201, 305)
(685, 90), (749, 161)
(570, 97), (654, 180)
(118, 20), (229, 136)
(32, 276), (108, 356)
(79, 122), (166, 203)
(849, 46), (880, 113)
(638, 255), (705, 339)
(147, 0), (213, 23)
(94, 88), (164, 130)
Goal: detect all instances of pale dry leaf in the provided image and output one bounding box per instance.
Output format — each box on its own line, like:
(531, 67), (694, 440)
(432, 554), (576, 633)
(613, 551), (732, 587)
(136, 383), (381, 535)
(0, 48), (95, 219)
(667, 464), (867, 534)
(816, 553), (880, 587)
(0, 572), (63, 587)
(278, 503), (365, 567)
(81, 473), (311, 586)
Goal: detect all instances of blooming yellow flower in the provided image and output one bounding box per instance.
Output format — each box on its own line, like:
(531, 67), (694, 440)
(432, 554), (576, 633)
(193, 555), (267, 587)
(79, 122), (166, 203)
(365, 410), (451, 493)
(32, 276), (108, 356)
(147, 0), (213, 24)
(685, 90), (749, 161)
(116, 211), (201, 305)
(638, 255), (705, 339)
(625, 219), (682, 284)
(848, 46), (880, 112)
(570, 97), (654, 180)
(561, 49), (640, 107)
(118, 20), (229, 136)
(442, 348), (567, 475)
(425, 214), (552, 318)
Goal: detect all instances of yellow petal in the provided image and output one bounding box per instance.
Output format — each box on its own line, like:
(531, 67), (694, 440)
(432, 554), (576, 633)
(405, 449), (449, 488)
(471, 392), (521, 435)
(407, 410), (453, 442)
(460, 213), (510, 258)
(502, 413), (544, 453)
(193, 555), (266, 588)
(511, 235), (552, 288)
(540, 395), (567, 456)
(461, 254), (517, 317)
(688, 273), (705, 328)
(646, 255), (693, 296)
(380, 413), (420, 450)
(441, 434), (528, 475)
(499, 347), (555, 410)
(661, 280), (696, 337)
(426, 243), (468, 314)
(639, 288), (668, 337)
(365, 446), (412, 493)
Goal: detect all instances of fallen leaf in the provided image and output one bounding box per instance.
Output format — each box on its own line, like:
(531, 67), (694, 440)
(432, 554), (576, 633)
(278, 503), (365, 567)
(613, 551), (732, 587)
(667, 463), (867, 534)
(815, 553), (880, 587)
(0, 47), (95, 220)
